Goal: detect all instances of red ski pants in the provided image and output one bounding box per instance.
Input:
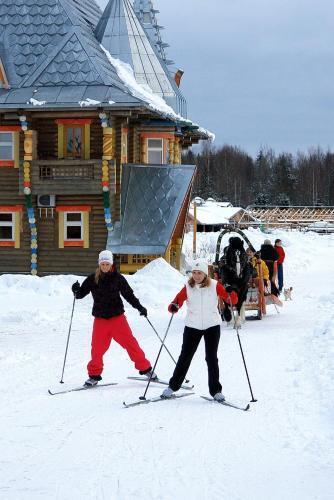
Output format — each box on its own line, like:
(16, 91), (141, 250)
(87, 314), (151, 376)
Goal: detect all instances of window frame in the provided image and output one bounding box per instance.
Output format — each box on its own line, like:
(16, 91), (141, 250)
(0, 132), (14, 161)
(147, 138), (164, 164)
(64, 125), (85, 159)
(0, 126), (20, 167)
(55, 119), (91, 160)
(0, 206), (23, 247)
(64, 211), (83, 242)
(0, 212), (14, 242)
(56, 205), (91, 248)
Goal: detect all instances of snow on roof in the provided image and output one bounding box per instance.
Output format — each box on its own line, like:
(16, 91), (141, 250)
(189, 200), (244, 225)
(101, 45), (215, 140)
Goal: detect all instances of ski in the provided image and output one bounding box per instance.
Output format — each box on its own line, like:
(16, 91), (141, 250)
(48, 382), (118, 396)
(127, 376), (194, 391)
(123, 392), (194, 408)
(200, 396), (250, 411)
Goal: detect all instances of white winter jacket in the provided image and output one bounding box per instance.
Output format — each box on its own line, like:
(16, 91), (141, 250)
(184, 279), (222, 330)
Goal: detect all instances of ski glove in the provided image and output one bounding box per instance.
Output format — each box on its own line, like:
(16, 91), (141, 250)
(72, 281), (80, 296)
(225, 285), (234, 294)
(168, 303), (179, 314)
(139, 306), (148, 317)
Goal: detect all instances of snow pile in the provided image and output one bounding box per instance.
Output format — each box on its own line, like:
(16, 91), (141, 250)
(28, 97), (46, 106)
(79, 98), (101, 107)
(129, 257), (185, 311)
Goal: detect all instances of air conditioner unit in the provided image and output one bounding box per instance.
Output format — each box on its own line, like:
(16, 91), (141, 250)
(37, 195), (56, 207)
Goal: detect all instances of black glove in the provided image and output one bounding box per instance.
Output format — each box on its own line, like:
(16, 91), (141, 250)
(168, 303), (179, 313)
(139, 306), (147, 317)
(72, 281), (80, 296)
(225, 285), (233, 294)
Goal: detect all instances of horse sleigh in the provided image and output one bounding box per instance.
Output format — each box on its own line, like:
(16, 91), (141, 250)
(211, 228), (282, 322)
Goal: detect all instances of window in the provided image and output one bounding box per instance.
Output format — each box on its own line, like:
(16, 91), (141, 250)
(0, 127), (20, 167)
(55, 119), (91, 160)
(0, 212), (13, 240)
(65, 212), (83, 240)
(0, 132), (13, 160)
(147, 138), (163, 164)
(56, 206), (91, 248)
(0, 206), (22, 247)
(65, 126), (83, 158)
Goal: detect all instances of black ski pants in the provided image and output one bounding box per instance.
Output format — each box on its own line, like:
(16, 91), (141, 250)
(169, 325), (222, 397)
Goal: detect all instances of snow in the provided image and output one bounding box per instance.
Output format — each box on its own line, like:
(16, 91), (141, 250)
(101, 44), (215, 140)
(188, 199), (258, 225)
(1, 230), (333, 499)
(28, 97), (46, 106)
(79, 98), (101, 107)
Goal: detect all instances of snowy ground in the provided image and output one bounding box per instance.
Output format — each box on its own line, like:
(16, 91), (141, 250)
(0, 229), (333, 500)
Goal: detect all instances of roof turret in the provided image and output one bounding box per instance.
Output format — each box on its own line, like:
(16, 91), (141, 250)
(95, 0), (186, 115)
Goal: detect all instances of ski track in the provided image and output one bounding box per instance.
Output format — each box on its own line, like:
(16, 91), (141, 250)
(0, 233), (333, 499)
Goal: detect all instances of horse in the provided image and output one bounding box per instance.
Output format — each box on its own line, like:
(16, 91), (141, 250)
(218, 236), (253, 326)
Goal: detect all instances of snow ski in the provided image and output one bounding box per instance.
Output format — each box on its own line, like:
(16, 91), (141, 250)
(48, 382), (118, 396)
(123, 392), (194, 408)
(200, 396), (250, 411)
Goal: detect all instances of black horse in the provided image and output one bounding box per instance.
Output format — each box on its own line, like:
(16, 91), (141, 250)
(219, 237), (253, 323)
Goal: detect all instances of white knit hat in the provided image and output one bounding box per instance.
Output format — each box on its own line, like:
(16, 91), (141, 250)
(191, 259), (209, 276)
(264, 239), (271, 245)
(98, 250), (113, 265)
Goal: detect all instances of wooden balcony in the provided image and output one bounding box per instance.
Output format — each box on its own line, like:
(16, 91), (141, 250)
(20, 159), (115, 195)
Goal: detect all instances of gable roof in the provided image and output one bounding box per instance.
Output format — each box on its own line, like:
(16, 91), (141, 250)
(95, 0), (186, 116)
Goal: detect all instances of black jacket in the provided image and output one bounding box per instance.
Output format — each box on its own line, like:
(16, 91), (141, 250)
(75, 271), (144, 319)
(260, 244), (279, 262)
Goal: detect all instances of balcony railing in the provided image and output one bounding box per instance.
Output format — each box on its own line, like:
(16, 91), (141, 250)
(39, 164), (94, 181)
(20, 159), (115, 195)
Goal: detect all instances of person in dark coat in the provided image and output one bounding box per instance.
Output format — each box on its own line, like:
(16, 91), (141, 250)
(71, 250), (156, 387)
(260, 239), (279, 296)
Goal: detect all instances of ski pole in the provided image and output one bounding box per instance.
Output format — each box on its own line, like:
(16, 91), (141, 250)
(145, 317), (190, 384)
(140, 314), (174, 401)
(229, 295), (257, 403)
(60, 295), (76, 384)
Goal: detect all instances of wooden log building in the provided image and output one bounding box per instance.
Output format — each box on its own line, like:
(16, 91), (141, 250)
(0, 0), (211, 275)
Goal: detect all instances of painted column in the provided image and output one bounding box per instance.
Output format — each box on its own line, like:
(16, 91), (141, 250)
(101, 125), (114, 234)
(22, 127), (38, 275)
(168, 138), (175, 164)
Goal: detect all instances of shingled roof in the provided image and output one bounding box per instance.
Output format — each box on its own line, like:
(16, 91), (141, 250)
(0, 0), (143, 108)
(0, 0), (212, 139)
(107, 163), (195, 254)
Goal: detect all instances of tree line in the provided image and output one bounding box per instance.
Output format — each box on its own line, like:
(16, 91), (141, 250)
(182, 145), (334, 207)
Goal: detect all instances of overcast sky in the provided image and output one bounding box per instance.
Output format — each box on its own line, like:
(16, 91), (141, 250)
(97, 0), (334, 157)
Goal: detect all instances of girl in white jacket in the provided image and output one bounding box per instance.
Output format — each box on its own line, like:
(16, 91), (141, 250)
(161, 260), (238, 401)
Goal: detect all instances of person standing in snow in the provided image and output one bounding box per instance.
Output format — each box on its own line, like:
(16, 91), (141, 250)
(274, 239), (285, 292)
(71, 250), (157, 387)
(260, 239), (280, 296)
(161, 260), (238, 402)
